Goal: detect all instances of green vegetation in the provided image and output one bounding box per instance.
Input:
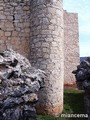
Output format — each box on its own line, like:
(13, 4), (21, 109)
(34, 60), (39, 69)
(37, 89), (88, 120)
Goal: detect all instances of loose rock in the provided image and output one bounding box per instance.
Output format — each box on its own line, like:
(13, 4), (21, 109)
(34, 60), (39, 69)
(72, 57), (90, 119)
(0, 48), (46, 120)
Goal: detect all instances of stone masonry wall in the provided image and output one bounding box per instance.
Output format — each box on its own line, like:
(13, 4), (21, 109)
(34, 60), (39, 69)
(0, 0), (30, 58)
(30, 0), (64, 116)
(64, 10), (80, 87)
(0, 0), (80, 116)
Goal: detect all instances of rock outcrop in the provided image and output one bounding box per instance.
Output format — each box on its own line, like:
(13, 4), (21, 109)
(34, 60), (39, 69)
(0, 49), (45, 120)
(72, 57), (90, 90)
(72, 57), (90, 119)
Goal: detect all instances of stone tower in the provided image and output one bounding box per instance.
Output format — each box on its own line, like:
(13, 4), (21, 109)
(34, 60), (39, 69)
(64, 10), (80, 87)
(30, 0), (64, 116)
(0, 0), (80, 116)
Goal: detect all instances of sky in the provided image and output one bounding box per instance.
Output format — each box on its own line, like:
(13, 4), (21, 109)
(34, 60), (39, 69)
(63, 0), (90, 57)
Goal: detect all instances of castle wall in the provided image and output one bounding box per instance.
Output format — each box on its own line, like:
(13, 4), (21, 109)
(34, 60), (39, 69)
(64, 10), (80, 87)
(0, 0), (80, 116)
(30, 0), (64, 116)
(0, 0), (30, 58)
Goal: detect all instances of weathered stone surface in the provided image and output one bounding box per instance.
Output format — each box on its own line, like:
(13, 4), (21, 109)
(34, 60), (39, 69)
(0, 0), (30, 58)
(30, 0), (64, 116)
(0, 0), (80, 116)
(72, 58), (90, 119)
(72, 58), (90, 90)
(0, 49), (45, 120)
(64, 10), (80, 87)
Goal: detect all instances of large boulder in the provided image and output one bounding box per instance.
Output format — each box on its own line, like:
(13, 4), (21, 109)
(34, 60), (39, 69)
(72, 58), (90, 119)
(72, 58), (90, 90)
(0, 49), (46, 120)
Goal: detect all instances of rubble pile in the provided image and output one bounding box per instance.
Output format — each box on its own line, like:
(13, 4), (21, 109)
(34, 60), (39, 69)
(0, 49), (45, 120)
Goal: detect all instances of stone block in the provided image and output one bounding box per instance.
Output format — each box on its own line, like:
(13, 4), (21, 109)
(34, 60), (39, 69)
(0, 30), (4, 37)
(5, 32), (11, 37)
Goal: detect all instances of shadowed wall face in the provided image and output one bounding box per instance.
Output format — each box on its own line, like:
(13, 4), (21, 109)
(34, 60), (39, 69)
(64, 10), (80, 87)
(30, 0), (64, 116)
(0, 0), (30, 58)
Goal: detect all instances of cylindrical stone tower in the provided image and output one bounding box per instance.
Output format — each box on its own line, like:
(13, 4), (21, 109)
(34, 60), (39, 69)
(30, 0), (64, 116)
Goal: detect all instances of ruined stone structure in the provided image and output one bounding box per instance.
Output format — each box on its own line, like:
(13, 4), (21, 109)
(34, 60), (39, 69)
(30, 0), (64, 116)
(0, 0), (30, 58)
(0, 0), (79, 116)
(64, 10), (80, 87)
